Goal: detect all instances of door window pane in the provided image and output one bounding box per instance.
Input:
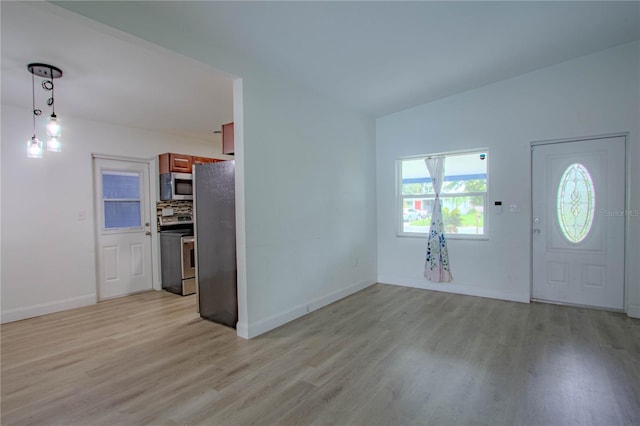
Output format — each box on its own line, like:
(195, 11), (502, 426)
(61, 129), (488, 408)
(557, 163), (595, 243)
(103, 171), (142, 229)
(103, 172), (140, 199)
(104, 201), (141, 228)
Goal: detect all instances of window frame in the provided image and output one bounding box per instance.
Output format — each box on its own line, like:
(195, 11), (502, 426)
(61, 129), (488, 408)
(397, 149), (489, 240)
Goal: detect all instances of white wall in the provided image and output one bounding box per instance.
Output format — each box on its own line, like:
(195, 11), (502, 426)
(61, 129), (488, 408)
(377, 41), (640, 317)
(238, 74), (377, 337)
(0, 105), (228, 322)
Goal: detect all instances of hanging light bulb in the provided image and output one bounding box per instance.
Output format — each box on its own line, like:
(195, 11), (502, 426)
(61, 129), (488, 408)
(47, 136), (61, 152)
(47, 113), (61, 152)
(45, 69), (61, 152)
(27, 66), (43, 158)
(27, 135), (43, 158)
(42, 70), (62, 152)
(47, 114), (61, 138)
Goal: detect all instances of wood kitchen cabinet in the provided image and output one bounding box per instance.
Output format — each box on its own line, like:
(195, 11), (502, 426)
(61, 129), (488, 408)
(193, 156), (222, 165)
(159, 153), (193, 174)
(222, 122), (234, 155)
(159, 153), (224, 174)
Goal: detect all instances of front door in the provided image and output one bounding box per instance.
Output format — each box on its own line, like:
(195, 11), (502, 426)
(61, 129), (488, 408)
(532, 136), (625, 310)
(94, 157), (153, 300)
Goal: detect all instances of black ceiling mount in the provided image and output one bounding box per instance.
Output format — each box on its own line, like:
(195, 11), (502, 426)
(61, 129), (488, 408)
(27, 63), (63, 79)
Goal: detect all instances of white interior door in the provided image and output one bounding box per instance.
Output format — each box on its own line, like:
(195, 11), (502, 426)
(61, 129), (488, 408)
(532, 136), (625, 310)
(94, 158), (153, 300)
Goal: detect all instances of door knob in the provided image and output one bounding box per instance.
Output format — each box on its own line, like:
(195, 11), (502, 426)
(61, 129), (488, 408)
(145, 231), (151, 236)
(533, 228), (541, 234)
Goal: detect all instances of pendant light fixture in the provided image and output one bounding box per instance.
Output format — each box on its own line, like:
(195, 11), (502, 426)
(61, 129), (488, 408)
(26, 63), (63, 157)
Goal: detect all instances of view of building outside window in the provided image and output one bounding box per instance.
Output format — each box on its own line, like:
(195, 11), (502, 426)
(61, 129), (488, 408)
(400, 151), (488, 237)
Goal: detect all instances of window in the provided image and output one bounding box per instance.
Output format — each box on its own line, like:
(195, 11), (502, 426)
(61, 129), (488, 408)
(399, 150), (488, 237)
(102, 171), (142, 229)
(557, 163), (595, 244)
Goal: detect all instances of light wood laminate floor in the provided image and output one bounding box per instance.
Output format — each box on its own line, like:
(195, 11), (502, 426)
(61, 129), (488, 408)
(2, 284), (639, 425)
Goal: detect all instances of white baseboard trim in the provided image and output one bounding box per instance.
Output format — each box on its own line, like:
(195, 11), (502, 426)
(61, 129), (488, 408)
(378, 276), (530, 304)
(627, 303), (640, 318)
(236, 321), (250, 339)
(1, 294), (97, 324)
(242, 279), (376, 339)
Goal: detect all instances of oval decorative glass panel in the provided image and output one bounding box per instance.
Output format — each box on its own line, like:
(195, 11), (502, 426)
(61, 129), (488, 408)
(557, 163), (595, 243)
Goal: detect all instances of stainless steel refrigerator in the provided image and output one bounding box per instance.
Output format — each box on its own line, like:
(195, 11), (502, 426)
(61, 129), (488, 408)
(193, 161), (237, 328)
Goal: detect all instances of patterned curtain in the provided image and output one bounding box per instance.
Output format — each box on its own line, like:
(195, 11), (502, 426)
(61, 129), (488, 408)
(424, 156), (452, 282)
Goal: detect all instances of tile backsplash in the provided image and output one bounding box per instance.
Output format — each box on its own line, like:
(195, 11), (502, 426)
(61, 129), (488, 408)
(156, 200), (193, 229)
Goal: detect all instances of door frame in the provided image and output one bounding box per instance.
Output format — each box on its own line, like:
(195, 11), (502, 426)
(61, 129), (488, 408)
(92, 153), (160, 299)
(530, 132), (630, 313)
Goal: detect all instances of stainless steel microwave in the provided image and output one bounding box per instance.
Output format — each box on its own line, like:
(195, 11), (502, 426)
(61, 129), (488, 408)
(160, 172), (193, 200)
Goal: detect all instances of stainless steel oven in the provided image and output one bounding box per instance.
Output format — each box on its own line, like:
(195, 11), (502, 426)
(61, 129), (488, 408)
(181, 236), (196, 295)
(160, 228), (196, 296)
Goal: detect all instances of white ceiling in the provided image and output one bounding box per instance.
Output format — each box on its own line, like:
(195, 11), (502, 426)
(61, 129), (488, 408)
(2, 1), (639, 141)
(1, 2), (235, 143)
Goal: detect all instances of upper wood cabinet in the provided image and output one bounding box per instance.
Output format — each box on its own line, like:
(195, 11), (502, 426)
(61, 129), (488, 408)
(222, 122), (234, 155)
(159, 153), (223, 174)
(193, 156), (222, 165)
(159, 153), (193, 174)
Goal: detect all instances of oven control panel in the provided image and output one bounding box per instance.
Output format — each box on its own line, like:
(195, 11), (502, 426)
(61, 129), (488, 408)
(159, 214), (193, 226)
